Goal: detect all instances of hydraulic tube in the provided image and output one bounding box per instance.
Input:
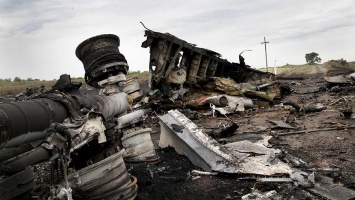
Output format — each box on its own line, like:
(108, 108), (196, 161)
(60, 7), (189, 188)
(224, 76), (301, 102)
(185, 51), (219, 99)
(4, 130), (49, 149)
(116, 109), (151, 129)
(0, 144), (34, 162)
(1, 147), (51, 175)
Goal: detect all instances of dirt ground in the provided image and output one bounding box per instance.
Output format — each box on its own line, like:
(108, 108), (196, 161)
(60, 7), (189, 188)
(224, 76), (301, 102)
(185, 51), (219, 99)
(1, 67), (355, 199)
(129, 69), (355, 199)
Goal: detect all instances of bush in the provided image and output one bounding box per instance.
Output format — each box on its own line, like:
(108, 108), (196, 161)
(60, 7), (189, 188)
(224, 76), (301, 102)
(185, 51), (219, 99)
(333, 58), (348, 65)
(13, 77), (22, 82)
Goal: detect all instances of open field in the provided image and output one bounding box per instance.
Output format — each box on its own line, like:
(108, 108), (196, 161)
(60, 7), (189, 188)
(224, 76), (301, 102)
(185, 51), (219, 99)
(0, 71), (149, 96)
(259, 60), (355, 76)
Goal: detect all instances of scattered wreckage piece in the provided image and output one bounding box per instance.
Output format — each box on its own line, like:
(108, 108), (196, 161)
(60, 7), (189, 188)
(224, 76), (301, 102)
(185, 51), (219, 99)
(224, 141), (291, 176)
(328, 96), (351, 106)
(241, 190), (278, 200)
(142, 29), (273, 100)
(185, 77), (286, 113)
(189, 94), (254, 115)
(276, 125), (355, 136)
(224, 140), (277, 156)
(268, 120), (295, 129)
(197, 95), (254, 109)
(256, 177), (293, 183)
(158, 110), (291, 176)
(308, 175), (355, 200)
(158, 110), (238, 173)
(290, 170), (355, 199)
(290, 171), (315, 188)
(256, 81), (279, 90)
(191, 169), (218, 176)
(121, 128), (159, 163)
(208, 122), (239, 139)
(68, 149), (137, 200)
(115, 109), (151, 129)
(279, 151), (307, 168)
(11, 85), (48, 101)
(220, 134), (271, 144)
(324, 73), (355, 85)
(284, 101), (327, 114)
(275, 76), (305, 80)
(328, 96), (354, 118)
(159, 110), (355, 198)
(203, 77), (280, 102)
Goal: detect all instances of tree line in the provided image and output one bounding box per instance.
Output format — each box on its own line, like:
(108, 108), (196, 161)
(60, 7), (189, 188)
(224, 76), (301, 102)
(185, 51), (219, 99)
(0, 77), (42, 83)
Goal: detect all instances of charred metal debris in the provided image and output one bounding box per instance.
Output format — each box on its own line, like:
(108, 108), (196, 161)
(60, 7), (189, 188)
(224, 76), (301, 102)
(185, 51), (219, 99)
(141, 30), (279, 104)
(1, 29), (355, 200)
(0, 34), (155, 200)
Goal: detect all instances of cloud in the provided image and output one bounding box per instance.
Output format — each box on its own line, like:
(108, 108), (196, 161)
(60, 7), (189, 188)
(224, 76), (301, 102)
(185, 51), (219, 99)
(0, 0), (354, 80)
(0, 1), (74, 37)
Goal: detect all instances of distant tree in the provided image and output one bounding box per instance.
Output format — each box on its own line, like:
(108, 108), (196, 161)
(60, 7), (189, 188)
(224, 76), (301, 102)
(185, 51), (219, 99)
(305, 52), (322, 64)
(13, 77), (22, 82)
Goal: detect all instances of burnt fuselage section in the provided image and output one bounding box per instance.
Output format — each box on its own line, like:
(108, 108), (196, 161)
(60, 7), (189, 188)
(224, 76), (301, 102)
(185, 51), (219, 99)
(142, 30), (273, 96)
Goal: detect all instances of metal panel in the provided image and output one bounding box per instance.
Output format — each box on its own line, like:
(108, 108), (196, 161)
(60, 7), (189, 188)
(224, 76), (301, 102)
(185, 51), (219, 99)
(159, 110), (237, 173)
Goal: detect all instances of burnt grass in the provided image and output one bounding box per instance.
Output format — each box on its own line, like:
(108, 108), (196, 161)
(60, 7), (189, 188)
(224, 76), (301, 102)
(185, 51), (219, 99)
(128, 147), (254, 200)
(128, 147), (318, 200)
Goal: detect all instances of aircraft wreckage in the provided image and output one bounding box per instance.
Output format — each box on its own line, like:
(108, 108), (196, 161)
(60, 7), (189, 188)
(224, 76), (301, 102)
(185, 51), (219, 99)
(1, 29), (355, 200)
(142, 29), (273, 102)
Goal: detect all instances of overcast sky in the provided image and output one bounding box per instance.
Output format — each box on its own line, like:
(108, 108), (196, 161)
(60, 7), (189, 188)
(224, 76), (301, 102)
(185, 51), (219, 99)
(0, 0), (354, 80)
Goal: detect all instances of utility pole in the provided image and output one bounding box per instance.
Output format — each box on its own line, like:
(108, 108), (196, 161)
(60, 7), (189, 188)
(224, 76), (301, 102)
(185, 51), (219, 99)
(261, 37), (269, 72)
